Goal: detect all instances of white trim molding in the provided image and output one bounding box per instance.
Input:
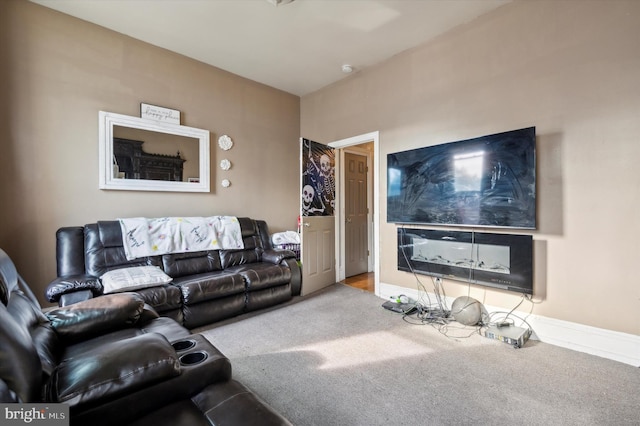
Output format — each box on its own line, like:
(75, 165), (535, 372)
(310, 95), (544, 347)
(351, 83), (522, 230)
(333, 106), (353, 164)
(379, 281), (640, 367)
(328, 131), (380, 293)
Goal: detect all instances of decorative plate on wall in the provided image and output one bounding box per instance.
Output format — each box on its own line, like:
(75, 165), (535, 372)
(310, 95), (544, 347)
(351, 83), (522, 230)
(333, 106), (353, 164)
(220, 159), (231, 170)
(218, 135), (233, 151)
(221, 179), (231, 188)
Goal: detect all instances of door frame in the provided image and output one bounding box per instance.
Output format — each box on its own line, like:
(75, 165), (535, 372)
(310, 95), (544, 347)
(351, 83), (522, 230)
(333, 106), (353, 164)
(328, 131), (380, 296)
(343, 148), (372, 277)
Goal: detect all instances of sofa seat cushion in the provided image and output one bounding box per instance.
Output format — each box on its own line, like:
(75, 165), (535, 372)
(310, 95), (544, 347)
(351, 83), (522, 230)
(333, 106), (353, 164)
(227, 263), (292, 291)
(47, 332), (180, 407)
(173, 271), (245, 305)
(182, 294), (246, 329)
(246, 284), (292, 313)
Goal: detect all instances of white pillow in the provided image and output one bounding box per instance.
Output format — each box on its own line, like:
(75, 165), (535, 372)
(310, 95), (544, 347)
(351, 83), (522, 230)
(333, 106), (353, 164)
(100, 266), (173, 294)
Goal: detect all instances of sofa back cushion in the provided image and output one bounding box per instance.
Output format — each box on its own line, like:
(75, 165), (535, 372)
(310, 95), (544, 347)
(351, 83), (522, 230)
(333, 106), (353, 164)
(7, 293), (60, 377)
(56, 226), (86, 277)
(0, 302), (46, 403)
(67, 217), (275, 277)
(220, 248), (259, 268)
(162, 250), (223, 278)
(0, 378), (19, 403)
(1, 248), (60, 379)
(219, 217), (265, 269)
(84, 222), (162, 277)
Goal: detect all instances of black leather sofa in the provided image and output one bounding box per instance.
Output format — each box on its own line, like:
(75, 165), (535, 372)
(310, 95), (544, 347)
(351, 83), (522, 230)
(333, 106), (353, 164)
(0, 248), (291, 425)
(46, 217), (301, 329)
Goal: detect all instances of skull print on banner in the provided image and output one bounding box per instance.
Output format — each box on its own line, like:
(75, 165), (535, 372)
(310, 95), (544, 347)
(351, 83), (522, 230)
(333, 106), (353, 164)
(301, 138), (335, 216)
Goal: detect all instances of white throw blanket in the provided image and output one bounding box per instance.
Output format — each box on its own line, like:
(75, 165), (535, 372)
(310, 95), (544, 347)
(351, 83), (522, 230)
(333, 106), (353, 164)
(271, 231), (300, 246)
(119, 216), (244, 260)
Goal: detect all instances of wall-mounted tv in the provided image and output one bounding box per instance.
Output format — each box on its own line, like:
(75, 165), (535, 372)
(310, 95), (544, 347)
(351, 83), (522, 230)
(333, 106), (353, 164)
(387, 127), (536, 229)
(398, 228), (533, 295)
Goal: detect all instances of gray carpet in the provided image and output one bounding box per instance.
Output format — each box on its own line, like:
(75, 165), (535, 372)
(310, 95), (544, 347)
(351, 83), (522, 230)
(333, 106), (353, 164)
(197, 284), (639, 426)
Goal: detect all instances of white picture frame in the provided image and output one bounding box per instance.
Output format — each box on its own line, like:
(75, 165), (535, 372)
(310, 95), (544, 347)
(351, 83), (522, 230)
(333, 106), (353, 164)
(99, 111), (210, 193)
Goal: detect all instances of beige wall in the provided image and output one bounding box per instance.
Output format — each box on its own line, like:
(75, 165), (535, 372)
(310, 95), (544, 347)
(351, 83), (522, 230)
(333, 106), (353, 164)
(0, 0), (300, 304)
(302, 0), (640, 335)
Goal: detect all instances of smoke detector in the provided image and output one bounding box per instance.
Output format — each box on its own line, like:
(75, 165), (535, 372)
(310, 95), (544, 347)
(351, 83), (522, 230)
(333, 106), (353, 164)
(265, 0), (295, 6)
(342, 64), (354, 74)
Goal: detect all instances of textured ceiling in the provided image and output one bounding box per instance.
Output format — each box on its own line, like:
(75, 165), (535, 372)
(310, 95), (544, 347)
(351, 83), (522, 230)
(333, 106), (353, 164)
(31, 0), (510, 96)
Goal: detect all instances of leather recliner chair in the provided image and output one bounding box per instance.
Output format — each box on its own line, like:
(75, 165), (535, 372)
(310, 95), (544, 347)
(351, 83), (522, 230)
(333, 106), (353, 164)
(0, 248), (291, 425)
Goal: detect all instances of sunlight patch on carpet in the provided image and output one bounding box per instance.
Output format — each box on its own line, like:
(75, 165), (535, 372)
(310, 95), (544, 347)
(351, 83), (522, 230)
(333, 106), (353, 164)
(278, 330), (433, 370)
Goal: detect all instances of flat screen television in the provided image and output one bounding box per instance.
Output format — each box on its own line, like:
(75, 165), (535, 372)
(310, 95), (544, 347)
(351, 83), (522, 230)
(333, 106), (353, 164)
(387, 127), (536, 229)
(398, 227), (533, 295)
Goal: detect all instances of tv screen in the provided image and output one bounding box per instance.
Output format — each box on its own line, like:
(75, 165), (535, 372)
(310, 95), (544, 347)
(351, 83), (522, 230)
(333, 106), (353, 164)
(387, 127), (536, 229)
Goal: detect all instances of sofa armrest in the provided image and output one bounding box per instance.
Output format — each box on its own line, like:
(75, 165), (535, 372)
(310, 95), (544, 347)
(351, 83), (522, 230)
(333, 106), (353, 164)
(127, 379), (293, 426)
(262, 248), (296, 265)
(71, 334), (233, 425)
(281, 258), (302, 296)
(46, 275), (102, 304)
(46, 332), (180, 408)
(261, 250), (301, 296)
(194, 380), (292, 426)
(59, 290), (93, 306)
(46, 292), (152, 343)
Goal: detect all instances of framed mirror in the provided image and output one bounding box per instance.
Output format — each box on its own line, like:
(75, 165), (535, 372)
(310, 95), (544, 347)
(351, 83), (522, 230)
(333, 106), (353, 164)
(99, 111), (210, 192)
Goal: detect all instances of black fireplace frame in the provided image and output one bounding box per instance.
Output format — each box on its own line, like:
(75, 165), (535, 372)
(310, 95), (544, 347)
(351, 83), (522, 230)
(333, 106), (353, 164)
(397, 227), (533, 295)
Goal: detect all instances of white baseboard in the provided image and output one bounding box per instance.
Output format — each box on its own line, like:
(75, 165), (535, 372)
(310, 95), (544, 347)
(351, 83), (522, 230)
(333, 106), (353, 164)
(378, 282), (640, 367)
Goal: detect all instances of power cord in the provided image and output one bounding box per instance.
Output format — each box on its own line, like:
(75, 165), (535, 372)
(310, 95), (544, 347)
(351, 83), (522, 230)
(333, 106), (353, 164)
(394, 227), (537, 343)
(398, 227), (451, 320)
(478, 293), (535, 340)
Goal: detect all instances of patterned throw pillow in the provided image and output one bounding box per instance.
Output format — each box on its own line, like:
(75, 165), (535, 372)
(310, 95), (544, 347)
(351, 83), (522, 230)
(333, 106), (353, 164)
(101, 266), (173, 294)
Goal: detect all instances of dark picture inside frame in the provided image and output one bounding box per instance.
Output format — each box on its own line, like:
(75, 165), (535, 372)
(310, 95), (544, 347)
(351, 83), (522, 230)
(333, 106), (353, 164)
(301, 139), (335, 217)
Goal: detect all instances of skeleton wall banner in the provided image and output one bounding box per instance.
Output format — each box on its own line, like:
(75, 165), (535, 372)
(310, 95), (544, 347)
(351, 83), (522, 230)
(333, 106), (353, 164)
(301, 138), (335, 216)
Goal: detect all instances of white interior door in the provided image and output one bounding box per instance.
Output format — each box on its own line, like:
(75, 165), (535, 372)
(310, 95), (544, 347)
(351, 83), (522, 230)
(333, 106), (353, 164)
(300, 216), (335, 296)
(300, 138), (336, 296)
(344, 151), (368, 277)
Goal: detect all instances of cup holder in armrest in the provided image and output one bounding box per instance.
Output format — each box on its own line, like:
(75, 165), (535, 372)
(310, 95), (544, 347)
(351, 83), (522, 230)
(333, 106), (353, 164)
(172, 339), (196, 352)
(179, 351), (208, 366)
